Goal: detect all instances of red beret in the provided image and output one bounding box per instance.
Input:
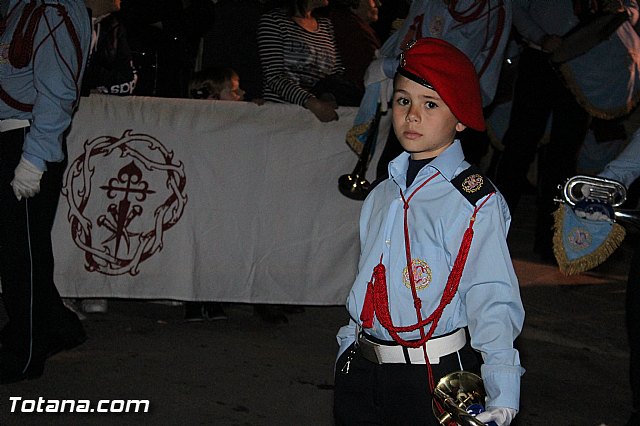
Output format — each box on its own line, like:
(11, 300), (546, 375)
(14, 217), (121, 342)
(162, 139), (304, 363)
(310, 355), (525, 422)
(397, 38), (485, 131)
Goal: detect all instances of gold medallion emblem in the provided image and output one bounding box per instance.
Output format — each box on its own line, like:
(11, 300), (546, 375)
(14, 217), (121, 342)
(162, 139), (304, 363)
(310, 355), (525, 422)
(462, 174), (483, 193)
(402, 258), (432, 290)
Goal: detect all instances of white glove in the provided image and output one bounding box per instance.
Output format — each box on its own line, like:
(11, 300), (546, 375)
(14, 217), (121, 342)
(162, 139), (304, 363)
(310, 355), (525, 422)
(475, 407), (517, 426)
(11, 156), (43, 201)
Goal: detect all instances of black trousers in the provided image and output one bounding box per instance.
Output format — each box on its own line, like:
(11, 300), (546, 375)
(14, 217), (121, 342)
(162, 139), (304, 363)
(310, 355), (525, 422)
(333, 341), (481, 426)
(0, 128), (83, 373)
(494, 47), (591, 252)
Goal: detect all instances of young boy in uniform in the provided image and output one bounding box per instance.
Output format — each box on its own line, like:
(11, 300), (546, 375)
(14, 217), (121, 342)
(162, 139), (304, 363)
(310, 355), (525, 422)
(334, 38), (525, 426)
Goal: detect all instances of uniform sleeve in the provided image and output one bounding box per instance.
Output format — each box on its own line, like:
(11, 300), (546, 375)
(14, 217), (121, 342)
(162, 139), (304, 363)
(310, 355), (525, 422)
(461, 193), (525, 410)
(257, 12), (314, 106)
(336, 186), (380, 359)
(23, 4), (89, 170)
(512, 0), (548, 46)
(336, 319), (357, 360)
(435, 0), (512, 106)
(599, 127), (640, 188)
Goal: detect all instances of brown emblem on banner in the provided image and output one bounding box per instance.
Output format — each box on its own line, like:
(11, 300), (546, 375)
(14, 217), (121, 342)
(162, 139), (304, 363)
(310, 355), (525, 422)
(61, 130), (187, 275)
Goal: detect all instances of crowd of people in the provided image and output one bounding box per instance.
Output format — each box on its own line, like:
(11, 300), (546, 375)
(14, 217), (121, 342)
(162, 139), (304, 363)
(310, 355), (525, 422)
(2, 0), (640, 425)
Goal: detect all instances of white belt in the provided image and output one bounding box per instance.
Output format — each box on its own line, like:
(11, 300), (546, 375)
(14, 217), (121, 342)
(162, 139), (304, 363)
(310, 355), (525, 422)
(358, 328), (466, 365)
(0, 119), (30, 133)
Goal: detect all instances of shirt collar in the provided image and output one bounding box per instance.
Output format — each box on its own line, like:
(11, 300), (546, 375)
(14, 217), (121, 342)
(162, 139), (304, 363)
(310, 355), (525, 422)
(388, 140), (466, 184)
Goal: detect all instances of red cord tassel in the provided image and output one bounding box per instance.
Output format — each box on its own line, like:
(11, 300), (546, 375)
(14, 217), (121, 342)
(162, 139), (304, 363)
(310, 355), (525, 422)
(363, 223), (476, 349)
(360, 280), (375, 328)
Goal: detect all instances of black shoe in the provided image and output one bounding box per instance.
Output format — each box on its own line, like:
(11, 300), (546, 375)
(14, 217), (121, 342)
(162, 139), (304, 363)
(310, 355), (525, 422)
(184, 302), (204, 322)
(0, 363), (44, 384)
(203, 302), (228, 321)
(47, 331), (87, 358)
(0, 350), (44, 384)
(47, 312), (87, 358)
(253, 304), (288, 324)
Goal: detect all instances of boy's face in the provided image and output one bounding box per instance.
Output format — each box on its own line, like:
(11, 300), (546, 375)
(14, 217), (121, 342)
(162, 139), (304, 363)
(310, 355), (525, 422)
(219, 76), (245, 102)
(392, 74), (466, 160)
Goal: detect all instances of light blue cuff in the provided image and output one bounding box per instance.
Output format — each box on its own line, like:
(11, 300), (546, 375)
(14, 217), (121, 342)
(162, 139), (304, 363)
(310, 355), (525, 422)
(22, 153), (46, 172)
(481, 364), (525, 410)
(336, 321), (357, 361)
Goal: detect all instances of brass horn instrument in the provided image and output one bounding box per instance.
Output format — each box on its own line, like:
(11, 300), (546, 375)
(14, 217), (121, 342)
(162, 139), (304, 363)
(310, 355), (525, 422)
(432, 371), (490, 426)
(338, 104), (383, 200)
(557, 175), (640, 228)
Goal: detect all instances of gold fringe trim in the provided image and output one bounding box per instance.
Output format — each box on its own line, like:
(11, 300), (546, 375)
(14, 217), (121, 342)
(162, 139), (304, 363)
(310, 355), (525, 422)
(345, 121), (372, 156)
(553, 206), (626, 275)
(558, 62), (640, 120)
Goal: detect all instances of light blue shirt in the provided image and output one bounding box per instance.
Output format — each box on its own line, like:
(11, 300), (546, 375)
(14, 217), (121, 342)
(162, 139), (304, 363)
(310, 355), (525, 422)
(512, 0), (579, 46)
(599, 127), (640, 187)
(0, 0), (91, 171)
(337, 141), (525, 410)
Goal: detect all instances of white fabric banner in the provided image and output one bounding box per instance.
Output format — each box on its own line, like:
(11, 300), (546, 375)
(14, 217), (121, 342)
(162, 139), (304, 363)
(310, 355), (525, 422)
(52, 96), (385, 305)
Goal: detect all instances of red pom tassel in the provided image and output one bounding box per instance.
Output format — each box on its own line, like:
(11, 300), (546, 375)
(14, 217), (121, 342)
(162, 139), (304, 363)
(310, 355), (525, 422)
(360, 280), (375, 329)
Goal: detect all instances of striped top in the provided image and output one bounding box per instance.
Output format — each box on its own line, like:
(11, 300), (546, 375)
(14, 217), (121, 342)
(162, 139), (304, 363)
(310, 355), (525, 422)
(257, 8), (343, 106)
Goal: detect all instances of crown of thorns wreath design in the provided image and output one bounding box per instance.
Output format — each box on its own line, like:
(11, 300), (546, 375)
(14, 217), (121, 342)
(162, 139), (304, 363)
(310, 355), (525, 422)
(61, 130), (187, 276)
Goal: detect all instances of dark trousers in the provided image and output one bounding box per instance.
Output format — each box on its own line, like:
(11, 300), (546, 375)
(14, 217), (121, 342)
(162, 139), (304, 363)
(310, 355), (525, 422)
(0, 128), (83, 373)
(628, 239), (640, 411)
(333, 341), (481, 425)
(495, 48), (591, 252)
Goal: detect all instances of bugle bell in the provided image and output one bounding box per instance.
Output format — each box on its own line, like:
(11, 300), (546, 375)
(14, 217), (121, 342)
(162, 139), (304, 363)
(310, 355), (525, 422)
(432, 371), (491, 426)
(557, 175), (640, 228)
(338, 105), (383, 200)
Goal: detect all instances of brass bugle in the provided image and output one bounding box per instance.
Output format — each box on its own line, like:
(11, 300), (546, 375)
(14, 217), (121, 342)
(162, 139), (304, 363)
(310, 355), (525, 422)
(557, 175), (640, 228)
(338, 104), (383, 200)
(561, 175), (627, 207)
(432, 371), (488, 426)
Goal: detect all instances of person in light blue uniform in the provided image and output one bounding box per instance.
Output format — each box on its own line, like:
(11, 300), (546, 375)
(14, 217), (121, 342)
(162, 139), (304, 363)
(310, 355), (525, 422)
(583, 128), (640, 426)
(0, 0), (91, 383)
(334, 38), (524, 426)
(494, 0), (639, 262)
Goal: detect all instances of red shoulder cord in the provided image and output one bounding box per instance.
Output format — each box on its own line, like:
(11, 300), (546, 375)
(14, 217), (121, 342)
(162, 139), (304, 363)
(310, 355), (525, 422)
(359, 170), (494, 393)
(0, 0), (84, 112)
(447, 0), (506, 78)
